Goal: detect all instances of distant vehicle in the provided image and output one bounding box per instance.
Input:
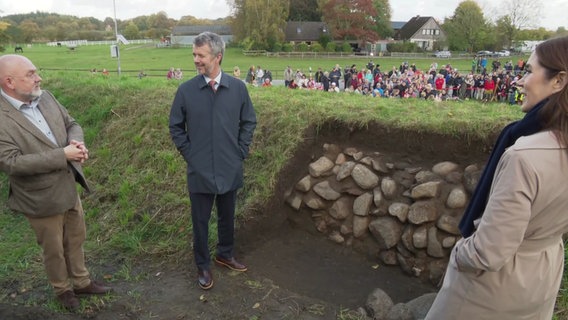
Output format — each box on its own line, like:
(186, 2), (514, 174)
(496, 50), (510, 57)
(434, 50), (451, 58)
(476, 50), (494, 57)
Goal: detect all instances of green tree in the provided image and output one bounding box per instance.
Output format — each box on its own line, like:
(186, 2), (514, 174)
(495, 15), (515, 49)
(20, 20), (41, 43)
(123, 22), (140, 39)
(321, 0), (380, 45)
(443, 0), (487, 52)
(289, 0), (321, 21)
(228, 0), (289, 50)
(371, 0), (393, 38)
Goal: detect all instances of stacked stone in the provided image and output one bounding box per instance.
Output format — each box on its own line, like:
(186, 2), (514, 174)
(285, 143), (482, 285)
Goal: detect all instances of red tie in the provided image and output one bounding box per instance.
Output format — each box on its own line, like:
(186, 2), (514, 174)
(209, 80), (217, 93)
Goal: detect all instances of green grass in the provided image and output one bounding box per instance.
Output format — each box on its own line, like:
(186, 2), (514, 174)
(0, 46), (560, 318)
(19, 43), (527, 80)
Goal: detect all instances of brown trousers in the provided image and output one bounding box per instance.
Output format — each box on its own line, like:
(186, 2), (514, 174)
(26, 196), (90, 295)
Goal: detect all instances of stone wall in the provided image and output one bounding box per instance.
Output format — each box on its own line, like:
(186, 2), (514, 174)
(285, 143), (482, 285)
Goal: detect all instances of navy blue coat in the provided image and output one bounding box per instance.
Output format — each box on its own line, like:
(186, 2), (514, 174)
(169, 72), (257, 194)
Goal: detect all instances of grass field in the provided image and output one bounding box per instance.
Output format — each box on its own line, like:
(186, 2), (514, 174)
(0, 45), (564, 319)
(11, 43), (523, 80)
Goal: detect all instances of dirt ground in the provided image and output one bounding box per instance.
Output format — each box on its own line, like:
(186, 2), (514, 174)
(0, 122), (494, 320)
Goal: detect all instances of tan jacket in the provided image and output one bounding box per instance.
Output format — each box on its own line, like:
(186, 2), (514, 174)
(0, 91), (89, 217)
(426, 131), (568, 320)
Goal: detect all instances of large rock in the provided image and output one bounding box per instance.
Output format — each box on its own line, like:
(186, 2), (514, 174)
(352, 164), (380, 189)
(386, 303), (413, 320)
(389, 202), (410, 223)
(381, 177), (398, 199)
(303, 192), (327, 210)
(436, 214), (460, 235)
(313, 181), (341, 201)
(336, 161), (357, 181)
(366, 288), (394, 320)
(410, 181), (441, 199)
(295, 175), (312, 192)
(408, 201), (438, 224)
(427, 227), (444, 258)
(369, 217), (402, 249)
(329, 197), (353, 220)
(309, 156), (335, 177)
(353, 192), (373, 216)
(353, 215), (371, 238)
(405, 293), (437, 320)
(412, 226), (428, 249)
(446, 187), (467, 209)
(432, 161), (459, 177)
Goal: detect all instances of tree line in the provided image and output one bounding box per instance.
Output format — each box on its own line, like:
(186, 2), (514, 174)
(0, 0), (566, 53)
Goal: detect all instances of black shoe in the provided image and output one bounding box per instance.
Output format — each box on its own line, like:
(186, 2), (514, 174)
(198, 269), (213, 290)
(214, 256), (248, 272)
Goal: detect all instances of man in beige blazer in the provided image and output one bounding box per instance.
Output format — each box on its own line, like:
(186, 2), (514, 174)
(0, 55), (111, 311)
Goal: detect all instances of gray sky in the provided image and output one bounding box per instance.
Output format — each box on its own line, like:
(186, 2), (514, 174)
(1, 0), (565, 31)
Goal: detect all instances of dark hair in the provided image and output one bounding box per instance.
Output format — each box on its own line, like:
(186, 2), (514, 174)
(537, 36), (568, 148)
(194, 32), (225, 65)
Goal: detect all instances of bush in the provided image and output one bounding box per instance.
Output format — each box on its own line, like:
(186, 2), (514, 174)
(270, 42), (282, 52)
(282, 43), (293, 52)
(326, 42), (336, 52)
(341, 42), (352, 53)
(386, 41), (422, 53)
(296, 42), (309, 52)
(311, 43), (324, 52)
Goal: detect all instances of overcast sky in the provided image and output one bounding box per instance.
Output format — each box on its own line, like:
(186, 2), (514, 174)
(1, 0), (565, 31)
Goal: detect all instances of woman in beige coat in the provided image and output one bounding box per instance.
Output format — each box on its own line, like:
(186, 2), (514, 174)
(426, 36), (568, 320)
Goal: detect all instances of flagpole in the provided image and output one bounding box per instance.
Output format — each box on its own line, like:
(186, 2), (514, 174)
(113, 0), (121, 76)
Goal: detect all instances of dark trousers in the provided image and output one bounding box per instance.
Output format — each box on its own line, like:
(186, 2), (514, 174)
(189, 190), (237, 271)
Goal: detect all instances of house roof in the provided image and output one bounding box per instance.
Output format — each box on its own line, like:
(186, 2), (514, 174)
(396, 16), (436, 40)
(391, 21), (406, 30)
(172, 25), (232, 36)
(285, 21), (329, 42)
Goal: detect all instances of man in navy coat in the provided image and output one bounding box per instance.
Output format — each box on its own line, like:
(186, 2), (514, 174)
(169, 32), (257, 290)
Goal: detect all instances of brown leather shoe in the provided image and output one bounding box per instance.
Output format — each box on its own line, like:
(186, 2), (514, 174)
(214, 256), (248, 272)
(57, 290), (80, 311)
(198, 269), (213, 290)
(74, 280), (112, 295)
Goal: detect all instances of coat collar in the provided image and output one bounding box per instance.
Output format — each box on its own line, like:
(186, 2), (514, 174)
(0, 92), (61, 147)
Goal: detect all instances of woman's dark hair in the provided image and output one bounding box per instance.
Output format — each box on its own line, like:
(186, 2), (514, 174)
(537, 36), (568, 147)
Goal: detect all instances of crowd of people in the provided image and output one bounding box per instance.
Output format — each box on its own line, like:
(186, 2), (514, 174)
(272, 57), (527, 105)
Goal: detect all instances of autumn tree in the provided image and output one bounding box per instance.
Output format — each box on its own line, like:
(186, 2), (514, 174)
(228, 0), (289, 50)
(0, 21), (10, 50)
(443, 0), (488, 52)
(320, 0), (380, 45)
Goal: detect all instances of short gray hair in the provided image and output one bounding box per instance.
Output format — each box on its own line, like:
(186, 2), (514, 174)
(194, 32), (225, 65)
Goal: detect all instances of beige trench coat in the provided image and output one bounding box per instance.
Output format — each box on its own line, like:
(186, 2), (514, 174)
(426, 131), (568, 320)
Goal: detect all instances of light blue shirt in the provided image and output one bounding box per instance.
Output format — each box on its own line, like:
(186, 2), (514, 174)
(1, 89), (57, 145)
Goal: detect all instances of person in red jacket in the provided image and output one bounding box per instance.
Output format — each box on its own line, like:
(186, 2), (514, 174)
(483, 76), (495, 102)
(434, 73), (445, 91)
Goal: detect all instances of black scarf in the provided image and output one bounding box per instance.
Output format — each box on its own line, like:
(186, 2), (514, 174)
(458, 99), (547, 237)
